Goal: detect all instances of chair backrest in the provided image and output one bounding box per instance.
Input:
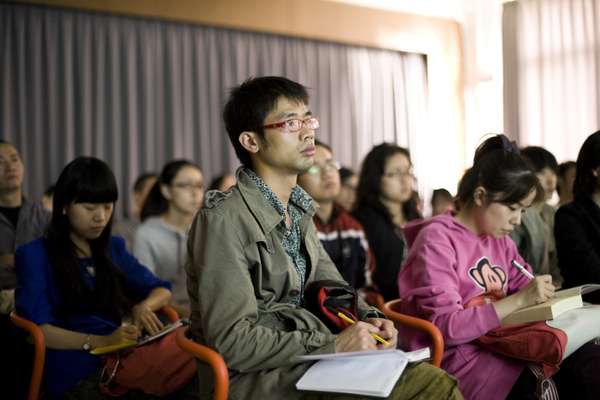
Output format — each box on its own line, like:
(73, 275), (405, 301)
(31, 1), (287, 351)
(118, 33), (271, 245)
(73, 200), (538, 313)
(10, 311), (45, 400)
(175, 326), (229, 400)
(381, 299), (445, 368)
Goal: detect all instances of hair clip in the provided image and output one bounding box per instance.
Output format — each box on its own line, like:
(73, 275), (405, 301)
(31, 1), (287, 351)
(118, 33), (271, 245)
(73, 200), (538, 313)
(500, 135), (520, 155)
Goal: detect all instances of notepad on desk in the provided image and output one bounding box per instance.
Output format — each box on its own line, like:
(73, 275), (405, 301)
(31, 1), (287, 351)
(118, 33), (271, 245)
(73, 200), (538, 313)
(295, 348), (430, 398)
(90, 319), (184, 355)
(501, 284), (600, 326)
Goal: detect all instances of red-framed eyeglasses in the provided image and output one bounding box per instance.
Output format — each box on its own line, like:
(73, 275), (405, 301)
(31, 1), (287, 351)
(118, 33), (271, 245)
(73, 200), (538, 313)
(262, 117), (320, 132)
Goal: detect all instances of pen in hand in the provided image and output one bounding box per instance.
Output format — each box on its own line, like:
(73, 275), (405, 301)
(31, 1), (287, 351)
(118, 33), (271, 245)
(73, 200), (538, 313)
(336, 311), (391, 346)
(511, 259), (534, 280)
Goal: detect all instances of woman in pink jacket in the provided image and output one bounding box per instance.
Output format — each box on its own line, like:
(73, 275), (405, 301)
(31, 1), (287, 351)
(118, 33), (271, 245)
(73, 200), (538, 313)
(398, 135), (600, 400)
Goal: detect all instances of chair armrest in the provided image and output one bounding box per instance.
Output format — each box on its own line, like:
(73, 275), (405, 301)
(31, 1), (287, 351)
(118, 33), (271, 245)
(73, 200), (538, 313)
(10, 311), (45, 400)
(381, 300), (444, 367)
(175, 326), (229, 400)
(159, 305), (179, 323)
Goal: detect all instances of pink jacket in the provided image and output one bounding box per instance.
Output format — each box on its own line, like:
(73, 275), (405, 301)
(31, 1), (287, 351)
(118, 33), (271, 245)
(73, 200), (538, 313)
(397, 213), (532, 400)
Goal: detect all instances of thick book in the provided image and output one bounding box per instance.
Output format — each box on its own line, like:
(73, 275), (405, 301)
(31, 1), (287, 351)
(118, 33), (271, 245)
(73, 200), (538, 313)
(501, 284), (600, 326)
(90, 319), (184, 355)
(295, 348), (430, 398)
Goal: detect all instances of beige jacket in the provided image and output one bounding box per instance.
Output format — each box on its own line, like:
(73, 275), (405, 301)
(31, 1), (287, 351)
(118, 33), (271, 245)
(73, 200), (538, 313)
(185, 168), (380, 399)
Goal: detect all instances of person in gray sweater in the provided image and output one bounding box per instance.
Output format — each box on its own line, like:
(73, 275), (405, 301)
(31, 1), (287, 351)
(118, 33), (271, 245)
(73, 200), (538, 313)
(0, 140), (50, 311)
(0, 139), (50, 398)
(509, 146), (563, 287)
(134, 159), (204, 317)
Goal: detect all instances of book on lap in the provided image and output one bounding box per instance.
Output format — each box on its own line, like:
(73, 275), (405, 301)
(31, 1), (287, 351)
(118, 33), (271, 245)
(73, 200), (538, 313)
(501, 284), (600, 326)
(295, 348), (430, 398)
(90, 319), (184, 355)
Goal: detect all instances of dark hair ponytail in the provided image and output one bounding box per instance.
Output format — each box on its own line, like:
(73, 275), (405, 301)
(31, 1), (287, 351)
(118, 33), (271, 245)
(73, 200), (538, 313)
(456, 134), (542, 210)
(46, 157), (133, 321)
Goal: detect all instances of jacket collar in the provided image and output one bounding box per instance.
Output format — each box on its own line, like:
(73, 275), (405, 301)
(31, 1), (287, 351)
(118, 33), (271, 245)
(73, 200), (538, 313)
(236, 167), (316, 234)
(0, 196), (32, 227)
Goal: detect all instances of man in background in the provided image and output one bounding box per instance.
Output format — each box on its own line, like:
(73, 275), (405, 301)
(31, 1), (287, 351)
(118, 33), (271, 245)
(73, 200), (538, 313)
(0, 139), (50, 398)
(0, 139), (49, 311)
(298, 140), (374, 290)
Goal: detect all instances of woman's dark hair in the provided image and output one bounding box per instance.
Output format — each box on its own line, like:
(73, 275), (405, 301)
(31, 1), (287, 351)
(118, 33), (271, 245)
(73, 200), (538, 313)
(140, 159), (200, 221)
(456, 135), (542, 210)
(43, 184), (55, 197)
(573, 131), (600, 198)
(133, 172), (157, 194)
(46, 157), (131, 320)
(223, 76), (309, 168)
(556, 161), (576, 194)
(339, 167), (356, 185)
(355, 143), (420, 224)
(520, 146), (559, 174)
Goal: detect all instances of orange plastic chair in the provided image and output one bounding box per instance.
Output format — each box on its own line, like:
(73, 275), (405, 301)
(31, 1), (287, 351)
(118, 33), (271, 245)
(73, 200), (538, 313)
(10, 305), (180, 400)
(160, 305), (179, 323)
(10, 311), (45, 400)
(175, 326), (229, 400)
(381, 299), (445, 368)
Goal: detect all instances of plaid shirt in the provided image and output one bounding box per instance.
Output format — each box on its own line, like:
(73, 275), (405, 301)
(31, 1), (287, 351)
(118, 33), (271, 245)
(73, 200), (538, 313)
(245, 168), (313, 304)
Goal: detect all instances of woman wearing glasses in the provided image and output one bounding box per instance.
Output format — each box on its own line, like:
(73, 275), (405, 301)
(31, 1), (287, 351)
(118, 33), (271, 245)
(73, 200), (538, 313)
(133, 160), (204, 317)
(353, 143), (421, 301)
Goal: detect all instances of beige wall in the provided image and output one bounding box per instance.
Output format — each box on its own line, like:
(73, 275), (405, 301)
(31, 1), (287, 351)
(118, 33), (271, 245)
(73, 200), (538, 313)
(17, 0), (466, 190)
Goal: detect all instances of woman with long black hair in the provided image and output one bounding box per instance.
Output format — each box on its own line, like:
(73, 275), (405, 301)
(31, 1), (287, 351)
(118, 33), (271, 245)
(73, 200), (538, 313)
(353, 143), (421, 301)
(555, 131), (600, 302)
(15, 157), (171, 399)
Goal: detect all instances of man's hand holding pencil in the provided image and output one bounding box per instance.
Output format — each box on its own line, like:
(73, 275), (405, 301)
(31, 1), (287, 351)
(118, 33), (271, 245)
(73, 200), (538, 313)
(365, 318), (398, 347)
(334, 316), (398, 352)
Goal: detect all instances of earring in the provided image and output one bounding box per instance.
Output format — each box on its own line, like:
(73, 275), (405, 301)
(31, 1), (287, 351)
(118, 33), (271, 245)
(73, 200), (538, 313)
(62, 209), (66, 215)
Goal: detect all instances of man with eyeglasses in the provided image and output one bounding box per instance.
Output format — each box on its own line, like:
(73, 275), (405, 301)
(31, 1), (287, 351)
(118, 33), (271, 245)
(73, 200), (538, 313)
(184, 77), (462, 400)
(297, 140), (374, 291)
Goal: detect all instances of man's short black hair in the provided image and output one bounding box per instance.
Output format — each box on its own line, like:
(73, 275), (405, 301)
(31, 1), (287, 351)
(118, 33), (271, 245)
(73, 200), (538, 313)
(520, 146), (559, 174)
(431, 188), (453, 205)
(223, 76), (309, 168)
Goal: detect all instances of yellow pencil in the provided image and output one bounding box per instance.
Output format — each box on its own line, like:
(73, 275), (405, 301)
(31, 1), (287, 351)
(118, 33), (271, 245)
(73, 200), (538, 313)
(336, 311), (390, 346)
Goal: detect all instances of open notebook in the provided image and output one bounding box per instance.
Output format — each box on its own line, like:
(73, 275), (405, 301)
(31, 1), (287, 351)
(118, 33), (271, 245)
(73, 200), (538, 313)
(295, 348), (430, 398)
(90, 319), (185, 355)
